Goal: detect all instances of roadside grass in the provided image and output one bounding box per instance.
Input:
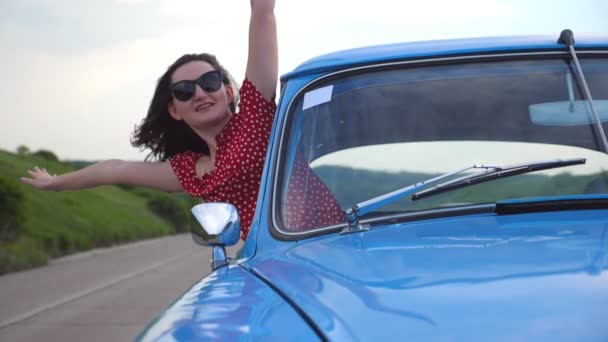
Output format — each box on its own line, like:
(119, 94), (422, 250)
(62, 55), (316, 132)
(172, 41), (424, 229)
(4, 146), (603, 275)
(0, 149), (198, 275)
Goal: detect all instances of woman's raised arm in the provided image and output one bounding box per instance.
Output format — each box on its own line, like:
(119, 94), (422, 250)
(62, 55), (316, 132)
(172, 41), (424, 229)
(246, 0), (278, 101)
(21, 160), (183, 193)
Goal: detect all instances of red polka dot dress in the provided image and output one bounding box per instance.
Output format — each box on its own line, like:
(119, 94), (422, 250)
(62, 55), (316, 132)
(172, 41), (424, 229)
(170, 79), (275, 240)
(170, 79), (345, 240)
(283, 152), (344, 231)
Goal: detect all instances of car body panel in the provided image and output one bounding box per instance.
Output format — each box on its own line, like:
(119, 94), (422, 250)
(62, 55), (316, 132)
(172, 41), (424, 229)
(139, 34), (608, 341)
(250, 209), (608, 341)
(135, 264), (320, 341)
(282, 35), (608, 81)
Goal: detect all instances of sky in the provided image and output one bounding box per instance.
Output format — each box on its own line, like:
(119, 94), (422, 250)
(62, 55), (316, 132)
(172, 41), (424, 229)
(1, 0), (607, 161)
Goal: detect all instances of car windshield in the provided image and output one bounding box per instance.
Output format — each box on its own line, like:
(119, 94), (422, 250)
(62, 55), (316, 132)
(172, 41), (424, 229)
(278, 57), (608, 232)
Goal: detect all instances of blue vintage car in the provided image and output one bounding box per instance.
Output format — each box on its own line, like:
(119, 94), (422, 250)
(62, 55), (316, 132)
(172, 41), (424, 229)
(137, 31), (608, 341)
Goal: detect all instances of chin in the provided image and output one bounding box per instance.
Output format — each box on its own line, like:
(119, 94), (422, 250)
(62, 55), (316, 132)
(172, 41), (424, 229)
(191, 112), (231, 130)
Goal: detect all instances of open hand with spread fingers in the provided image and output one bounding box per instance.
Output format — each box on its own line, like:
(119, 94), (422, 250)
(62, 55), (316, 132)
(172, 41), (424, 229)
(21, 166), (57, 190)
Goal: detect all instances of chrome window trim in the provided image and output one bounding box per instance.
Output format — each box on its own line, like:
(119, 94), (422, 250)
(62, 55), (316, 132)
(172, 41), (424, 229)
(270, 50), (608, 240)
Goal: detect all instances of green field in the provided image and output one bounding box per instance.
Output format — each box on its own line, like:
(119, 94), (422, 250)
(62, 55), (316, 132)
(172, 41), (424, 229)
(3, 146), (606, 275)
(0, 149), (199, 275)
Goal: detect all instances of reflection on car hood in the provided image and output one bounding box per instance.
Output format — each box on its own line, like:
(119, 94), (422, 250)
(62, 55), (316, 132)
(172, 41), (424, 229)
(135, 265), (319, 341)
(251, 210), (608, 341)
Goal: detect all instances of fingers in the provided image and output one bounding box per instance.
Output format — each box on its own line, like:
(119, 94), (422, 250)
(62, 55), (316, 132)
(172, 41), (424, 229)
(20, 176), (45, 188)
(27, 166), (51, 176)
(20, 176), (47, 189)
(34, 166), (49, 174)
(23, 165), (56, 187)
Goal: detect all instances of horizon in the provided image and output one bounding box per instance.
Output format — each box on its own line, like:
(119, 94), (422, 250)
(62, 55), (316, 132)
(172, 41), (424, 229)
(1, 0), (607, 161)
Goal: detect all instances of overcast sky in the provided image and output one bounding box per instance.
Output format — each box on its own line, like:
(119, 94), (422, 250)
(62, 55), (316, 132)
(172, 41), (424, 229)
(1, 0), (607, 161)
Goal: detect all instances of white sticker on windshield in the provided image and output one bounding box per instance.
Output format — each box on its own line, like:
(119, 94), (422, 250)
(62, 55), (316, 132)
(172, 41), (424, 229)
(302, 85), (334, 110)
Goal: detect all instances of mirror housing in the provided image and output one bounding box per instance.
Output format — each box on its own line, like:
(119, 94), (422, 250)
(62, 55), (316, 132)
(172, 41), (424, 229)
(191, 203), (240, 247)
(190, 203), (241, 270)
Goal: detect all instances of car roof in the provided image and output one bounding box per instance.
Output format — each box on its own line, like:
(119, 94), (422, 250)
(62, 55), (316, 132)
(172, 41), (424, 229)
(281, 34), (608, 81)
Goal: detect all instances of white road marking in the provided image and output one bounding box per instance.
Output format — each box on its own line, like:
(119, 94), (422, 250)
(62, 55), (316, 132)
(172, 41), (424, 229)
(0, 252), (192, 330)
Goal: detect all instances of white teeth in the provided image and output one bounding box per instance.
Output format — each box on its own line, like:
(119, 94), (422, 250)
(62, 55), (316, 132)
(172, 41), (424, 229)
(196, 103), (213, 111)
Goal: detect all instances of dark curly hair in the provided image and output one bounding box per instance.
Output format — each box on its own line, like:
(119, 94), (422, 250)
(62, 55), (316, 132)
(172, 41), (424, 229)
(131, 53), (238, 161)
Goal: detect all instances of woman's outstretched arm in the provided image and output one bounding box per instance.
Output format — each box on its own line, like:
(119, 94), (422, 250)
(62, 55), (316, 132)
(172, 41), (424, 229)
(21, 160), (183, 193)
(246, 0), (278, 101)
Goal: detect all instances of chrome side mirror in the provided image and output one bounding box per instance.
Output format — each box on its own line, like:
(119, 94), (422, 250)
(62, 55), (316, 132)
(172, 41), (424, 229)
(190, 203), (240, 270)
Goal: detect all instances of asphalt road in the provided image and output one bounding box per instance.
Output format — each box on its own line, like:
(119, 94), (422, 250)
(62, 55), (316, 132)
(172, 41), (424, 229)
(0, 234), (240, 342)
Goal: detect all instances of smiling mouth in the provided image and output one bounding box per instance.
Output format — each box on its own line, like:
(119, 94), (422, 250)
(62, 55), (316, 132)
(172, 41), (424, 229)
(195, 103), (214, 112)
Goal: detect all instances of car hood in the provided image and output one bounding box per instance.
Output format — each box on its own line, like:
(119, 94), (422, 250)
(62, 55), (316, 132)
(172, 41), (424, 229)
(136, 264), (320, 341)
(251, 210), (608, 341)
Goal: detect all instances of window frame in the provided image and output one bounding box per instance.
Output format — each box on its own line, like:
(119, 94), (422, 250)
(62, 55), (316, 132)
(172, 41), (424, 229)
(269, 50), (608, 241)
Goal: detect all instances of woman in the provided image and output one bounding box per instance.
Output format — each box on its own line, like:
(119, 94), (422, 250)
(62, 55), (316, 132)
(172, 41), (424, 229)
(21, 0), (279, 240)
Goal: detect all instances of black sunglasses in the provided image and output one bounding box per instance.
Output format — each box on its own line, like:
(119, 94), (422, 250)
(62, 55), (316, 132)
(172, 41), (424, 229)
(170, 70), (223, 101)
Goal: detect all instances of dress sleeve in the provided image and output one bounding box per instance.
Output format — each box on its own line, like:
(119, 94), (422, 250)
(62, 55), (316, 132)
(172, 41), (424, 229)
(237, 79), (277, 120)
(169, 151), (204, 197)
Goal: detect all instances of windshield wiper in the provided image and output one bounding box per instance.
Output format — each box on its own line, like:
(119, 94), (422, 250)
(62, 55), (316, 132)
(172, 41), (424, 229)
(411, 158), (586, 200)
(343, 158), (585, 233)
(558, 29), (608, 153)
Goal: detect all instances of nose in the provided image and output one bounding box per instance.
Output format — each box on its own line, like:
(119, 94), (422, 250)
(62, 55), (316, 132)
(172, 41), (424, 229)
(192, 83), (209, 99)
